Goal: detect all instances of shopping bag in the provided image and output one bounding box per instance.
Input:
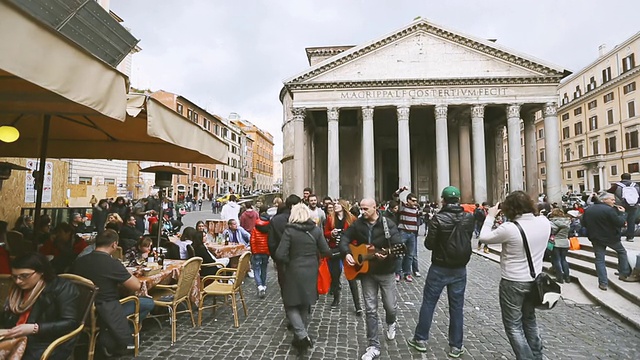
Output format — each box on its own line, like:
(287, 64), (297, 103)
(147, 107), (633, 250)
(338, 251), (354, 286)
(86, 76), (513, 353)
(569, 237), (581, 250)
(317, 257), (331, 295)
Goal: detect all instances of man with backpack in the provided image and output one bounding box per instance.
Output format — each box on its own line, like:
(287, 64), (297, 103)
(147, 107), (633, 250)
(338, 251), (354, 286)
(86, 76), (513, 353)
(606, 173), (640, 241)
(407, 186), (474, 358)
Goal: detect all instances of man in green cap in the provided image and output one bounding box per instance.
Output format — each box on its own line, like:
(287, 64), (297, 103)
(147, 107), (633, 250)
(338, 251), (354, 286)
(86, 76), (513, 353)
(407, 186), (474, 358)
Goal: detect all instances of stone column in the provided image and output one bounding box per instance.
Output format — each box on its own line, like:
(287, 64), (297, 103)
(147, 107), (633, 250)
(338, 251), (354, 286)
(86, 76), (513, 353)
(291, 107), (306, 196)
(543, 103), (562, 203)
(584, 167), (590, 192)
(362, 106), (375, 199)
(435, 104), (450, 194)
(598, 166), (605, 191)
(471, 104), (487, 203)
(458, 117), (473, 203)
(495, 126), (506, 201)
(397, 106), (412, 189)
(507, 104), (524, 192)
(448, 119), (460, 188)
(327, 107), (340, 198)
(523, 113), (538, 199)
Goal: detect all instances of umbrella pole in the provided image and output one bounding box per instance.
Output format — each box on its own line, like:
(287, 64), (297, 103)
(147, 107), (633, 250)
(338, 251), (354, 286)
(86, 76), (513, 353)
(157, 189), (163, 250)
(33, 114), (51, 236)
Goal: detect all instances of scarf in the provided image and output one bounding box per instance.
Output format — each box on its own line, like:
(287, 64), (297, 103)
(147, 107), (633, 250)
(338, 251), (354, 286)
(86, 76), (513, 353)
(7, 279), (46, 314)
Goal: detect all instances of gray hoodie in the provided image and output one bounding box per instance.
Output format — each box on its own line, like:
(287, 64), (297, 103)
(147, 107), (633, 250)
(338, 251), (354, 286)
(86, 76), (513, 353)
(550, 217), (571, 248)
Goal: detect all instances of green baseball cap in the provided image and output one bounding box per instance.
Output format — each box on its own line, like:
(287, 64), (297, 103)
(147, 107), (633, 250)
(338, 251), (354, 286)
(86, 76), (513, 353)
(441, 186), (461, 200)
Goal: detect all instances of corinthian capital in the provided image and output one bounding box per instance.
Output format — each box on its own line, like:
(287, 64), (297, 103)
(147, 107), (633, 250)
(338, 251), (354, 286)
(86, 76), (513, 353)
(397, 106), (410, 121)
(543, 102), (558, 117)
(434, 104), (448, 119)
(507, 104), (521, 119)
(471, 104), (485, 119)
(362, 106), (374, 121)
(327, 107), (340, 122)
(290, 107), (306, 121)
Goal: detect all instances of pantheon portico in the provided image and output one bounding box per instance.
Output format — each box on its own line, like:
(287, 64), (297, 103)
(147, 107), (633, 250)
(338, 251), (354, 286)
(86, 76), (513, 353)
(280, 19), (569, 204)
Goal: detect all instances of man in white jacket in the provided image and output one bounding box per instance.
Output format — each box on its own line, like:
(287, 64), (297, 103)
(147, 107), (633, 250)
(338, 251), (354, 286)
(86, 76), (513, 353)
(221, 195), (240, 221)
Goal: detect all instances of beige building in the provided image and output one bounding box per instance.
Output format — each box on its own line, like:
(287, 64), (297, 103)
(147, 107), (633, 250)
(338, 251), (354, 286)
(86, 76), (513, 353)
(233, 118), (275, 191)
(558, 33), (640, 193)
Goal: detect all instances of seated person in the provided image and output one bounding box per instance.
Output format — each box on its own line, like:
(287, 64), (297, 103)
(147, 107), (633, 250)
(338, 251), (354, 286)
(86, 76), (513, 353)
(221, 219), (251, 247)
(70, 213), (87, 234)
(192, 231), (229, 276)
(39, 222), (87, 273)
(173, 227), (195, 260)
(105, 213), (124, 231)
(1, 253), (80, 359)
(119, 215), (143, 249)
(12, 215), (34, 241)
(125, 237), (152, 265)
(71, 230), (155, 356)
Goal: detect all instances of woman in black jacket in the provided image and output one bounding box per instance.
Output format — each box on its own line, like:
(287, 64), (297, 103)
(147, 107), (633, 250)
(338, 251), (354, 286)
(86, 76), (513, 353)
(275, 203), (332, 355)
(191, 231), (223, 276)
(1, 253), (80, 360)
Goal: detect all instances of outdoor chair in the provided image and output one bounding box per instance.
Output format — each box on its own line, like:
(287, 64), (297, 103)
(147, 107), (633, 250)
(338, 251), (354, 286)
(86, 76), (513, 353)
(6, 230), (31, 258)
(59, 274), (141, 359)
(186, 244), (195, 259)
(147, 256), (202, 346)
(0, 274), (11, 304)
(41, 273), (97, 360)
(198, 251), (250, 328)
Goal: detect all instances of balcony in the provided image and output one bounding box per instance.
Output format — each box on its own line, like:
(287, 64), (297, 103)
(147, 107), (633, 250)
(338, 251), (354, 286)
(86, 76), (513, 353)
(579, 154), (604, 165)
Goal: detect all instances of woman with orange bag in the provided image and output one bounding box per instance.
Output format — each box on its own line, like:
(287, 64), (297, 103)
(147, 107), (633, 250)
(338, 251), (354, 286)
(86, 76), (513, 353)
(549, 208), (571, 283)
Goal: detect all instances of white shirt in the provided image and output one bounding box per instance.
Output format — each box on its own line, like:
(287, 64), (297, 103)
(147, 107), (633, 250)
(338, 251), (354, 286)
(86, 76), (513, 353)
(478, 213), (550, 282)
(221, 202), (240, 221)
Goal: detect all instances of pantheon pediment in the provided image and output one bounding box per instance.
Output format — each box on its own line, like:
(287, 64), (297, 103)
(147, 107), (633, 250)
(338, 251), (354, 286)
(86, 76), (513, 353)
(285, 19), (567, 87)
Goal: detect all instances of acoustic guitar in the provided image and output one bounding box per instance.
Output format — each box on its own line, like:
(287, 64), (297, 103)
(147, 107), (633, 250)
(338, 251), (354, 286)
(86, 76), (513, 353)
(343, 243), (406, 280)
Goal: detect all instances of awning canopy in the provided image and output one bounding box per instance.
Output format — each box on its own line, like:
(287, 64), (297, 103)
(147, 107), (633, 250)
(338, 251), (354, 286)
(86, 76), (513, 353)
(0, 94), (228, 164)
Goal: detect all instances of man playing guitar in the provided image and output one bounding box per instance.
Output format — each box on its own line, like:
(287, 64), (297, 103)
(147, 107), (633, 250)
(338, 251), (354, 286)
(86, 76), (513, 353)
(340, 198), (404, 360)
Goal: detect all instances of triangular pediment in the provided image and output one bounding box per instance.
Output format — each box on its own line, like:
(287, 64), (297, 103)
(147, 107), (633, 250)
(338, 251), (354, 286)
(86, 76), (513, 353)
(285, 19), (567, 85)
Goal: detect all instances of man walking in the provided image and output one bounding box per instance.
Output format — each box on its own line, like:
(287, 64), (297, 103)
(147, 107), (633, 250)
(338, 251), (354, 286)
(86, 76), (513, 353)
(307, 194), (326, 227)
(340, 198), (403, 360)
(221, 195), (240, 221)
(393, 188), (420, 282)
(581, 192), (638, 290)
(606, 173), (640, 241)
(407, 186), (474, 358)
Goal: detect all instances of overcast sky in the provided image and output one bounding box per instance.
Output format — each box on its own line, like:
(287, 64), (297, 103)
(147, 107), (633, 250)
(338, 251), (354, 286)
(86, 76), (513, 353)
(111, 0), (640, 154)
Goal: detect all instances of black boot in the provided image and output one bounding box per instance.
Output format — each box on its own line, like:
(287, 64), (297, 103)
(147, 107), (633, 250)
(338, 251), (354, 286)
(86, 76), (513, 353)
(331, 290), (340, 307)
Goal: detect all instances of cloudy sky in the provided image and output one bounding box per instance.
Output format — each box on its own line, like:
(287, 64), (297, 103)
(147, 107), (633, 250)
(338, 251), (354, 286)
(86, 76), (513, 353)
(111, 0), (640, 153)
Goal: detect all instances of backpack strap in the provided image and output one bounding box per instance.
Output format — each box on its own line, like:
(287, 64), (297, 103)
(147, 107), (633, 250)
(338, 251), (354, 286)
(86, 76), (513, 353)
(617, 181), (628, 187)
(513, 221), (536, 280)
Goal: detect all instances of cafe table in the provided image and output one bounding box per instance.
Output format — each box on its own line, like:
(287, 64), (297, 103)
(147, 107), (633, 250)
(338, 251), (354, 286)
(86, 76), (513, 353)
(207, 243), (247, 268)
(126, 259), (200, 306)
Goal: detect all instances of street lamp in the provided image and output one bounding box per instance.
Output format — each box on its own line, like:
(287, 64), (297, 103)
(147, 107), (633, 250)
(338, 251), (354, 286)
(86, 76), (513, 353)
(140, 165), (186, 249)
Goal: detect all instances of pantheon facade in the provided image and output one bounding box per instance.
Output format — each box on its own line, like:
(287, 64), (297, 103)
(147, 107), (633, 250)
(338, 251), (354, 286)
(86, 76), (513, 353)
(280, 19), (569, 204)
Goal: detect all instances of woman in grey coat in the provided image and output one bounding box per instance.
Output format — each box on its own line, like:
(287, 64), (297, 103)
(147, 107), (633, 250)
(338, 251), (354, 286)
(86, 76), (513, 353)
(549, 208), (571, 283)
(275, 203), (332, 354)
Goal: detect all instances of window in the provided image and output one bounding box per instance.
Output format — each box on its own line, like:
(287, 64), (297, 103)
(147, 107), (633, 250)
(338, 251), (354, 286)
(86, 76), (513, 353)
(232, 133), (237, 142)
(564, 147), (571, 162)
(177, 103), (183, 114)
(589, 116), (598, 130)
(193, 112), (198, 123)
(566, 170), (572, 179)
(587, 77), (596, 92)
(629, 101), (636, 118)
(622, 54), (635, 72)
(562, 93), (569, 105)
(562, 126), (570, 139)
(574, 122), (583, 135)
(539, 149), (546, 162)
(204, 120), (211, 131)
(623, 81), (636, 94)
(577, 170), (585, 178)
(192, 166), (196, 176)
(604, 92), (614, 103)
(602, 67), (612, 83)
(104, 178), (115, 185)
(538, 128), (544, 139)
(629, 163), (640, 173)
(626, 129), (639, 149)
(562, 113), (570, 121)
(611, 165), (618, 176)
(588, 100), (597, 110)
(573, 86), (582, 99)
(187, 109), (193, 119)
(577, 143), (585, 158)
(607, 109), (614, 125)
(605, 135), (616, 153)
(592, 140), (600, 155)
(540, 167), (546, 175)
(79, 176), (92, 185)
(574, 107), (582, 116)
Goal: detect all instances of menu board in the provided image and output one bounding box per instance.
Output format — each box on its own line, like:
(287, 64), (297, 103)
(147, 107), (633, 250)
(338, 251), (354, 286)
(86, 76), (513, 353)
(25, 159), (53, 203)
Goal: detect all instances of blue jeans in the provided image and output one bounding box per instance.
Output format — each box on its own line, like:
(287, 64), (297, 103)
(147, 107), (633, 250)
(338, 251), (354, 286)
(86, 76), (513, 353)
(360, 272), (397, 348)
(414, 265), (466, 348)
(593, 241), (631, 286)
(122, 296), (155, 324)
(624, 206), (638, 239)
(499, 279), (542, 360)
(251, 254), (269, 288)
(551, 247), (570, 280)
(398, 231), (416, 276)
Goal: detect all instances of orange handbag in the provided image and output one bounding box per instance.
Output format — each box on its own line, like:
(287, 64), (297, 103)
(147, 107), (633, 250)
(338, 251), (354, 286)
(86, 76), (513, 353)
(569, 237), (581, 251)
(317, 257), (331, 295)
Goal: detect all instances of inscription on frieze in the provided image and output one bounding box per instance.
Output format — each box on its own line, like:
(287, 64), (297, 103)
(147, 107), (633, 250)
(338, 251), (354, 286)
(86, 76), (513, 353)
(340, 87), (508, 100)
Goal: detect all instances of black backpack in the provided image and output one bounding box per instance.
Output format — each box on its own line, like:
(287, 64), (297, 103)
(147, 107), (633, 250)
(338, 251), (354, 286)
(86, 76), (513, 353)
(439, 213), (472, 267)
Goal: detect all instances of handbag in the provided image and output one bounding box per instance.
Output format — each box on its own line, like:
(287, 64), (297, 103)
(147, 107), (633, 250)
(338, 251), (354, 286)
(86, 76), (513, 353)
(547, 234), (555, 251)
(513, 221), (562, 310)
(569, 236), (581, 251)
(317, 257), (331, 295)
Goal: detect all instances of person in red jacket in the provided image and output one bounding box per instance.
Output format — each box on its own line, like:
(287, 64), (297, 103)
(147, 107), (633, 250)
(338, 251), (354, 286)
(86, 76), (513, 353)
(39, 222), (87, 273)
(250, 205), (271, 298)
(324, 199), (363, 315)
(240, 202), (259, 233)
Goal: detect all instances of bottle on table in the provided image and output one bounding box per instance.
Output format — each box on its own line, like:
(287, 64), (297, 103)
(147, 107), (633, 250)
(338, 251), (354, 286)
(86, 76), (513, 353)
(148, 247), (156, 263)
(224, 232), (229, 246)
(158, 248), (165, 267)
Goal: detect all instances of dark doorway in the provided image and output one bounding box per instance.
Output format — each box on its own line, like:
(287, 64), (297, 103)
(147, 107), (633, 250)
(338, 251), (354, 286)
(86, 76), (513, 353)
(593, 175), (600, 192)
(382, 150), (398, 200)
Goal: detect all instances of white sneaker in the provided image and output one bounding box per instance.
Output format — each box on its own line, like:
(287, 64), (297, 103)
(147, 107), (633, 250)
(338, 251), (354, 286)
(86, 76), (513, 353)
(386, 322), (397, 340)
(361, 346), (381, 360)
(248, 269), (254, 278)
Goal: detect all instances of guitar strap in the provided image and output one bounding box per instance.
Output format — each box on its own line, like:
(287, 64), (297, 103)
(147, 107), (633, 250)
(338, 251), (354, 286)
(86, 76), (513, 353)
(382, 215), (391, 248)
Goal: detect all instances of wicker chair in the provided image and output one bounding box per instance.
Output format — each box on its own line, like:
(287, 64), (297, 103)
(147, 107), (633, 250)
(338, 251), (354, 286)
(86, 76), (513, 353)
(148, 257), (202, 346)
(198, 251), (251, 328)
(41, 274), (97, 360)
(58, 274), (141, 359)
(6, 231), (32, 258)
(0, 274), (11, 304)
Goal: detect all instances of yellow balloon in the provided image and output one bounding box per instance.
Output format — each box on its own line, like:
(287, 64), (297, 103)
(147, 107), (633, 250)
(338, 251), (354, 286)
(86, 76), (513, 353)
(0, 126), (19, 143)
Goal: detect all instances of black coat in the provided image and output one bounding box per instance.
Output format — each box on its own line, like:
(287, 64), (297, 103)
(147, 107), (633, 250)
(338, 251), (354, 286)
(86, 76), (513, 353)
(268, 209), (290, 260)
(1, 276), (80, 360)
(274, 221), (331, 307)
(581, 203), (627, 245)
(425, 203), (475, 268)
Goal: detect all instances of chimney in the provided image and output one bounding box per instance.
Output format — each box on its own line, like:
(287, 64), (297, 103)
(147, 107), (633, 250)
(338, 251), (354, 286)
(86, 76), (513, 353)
(598, 44), (607, 57)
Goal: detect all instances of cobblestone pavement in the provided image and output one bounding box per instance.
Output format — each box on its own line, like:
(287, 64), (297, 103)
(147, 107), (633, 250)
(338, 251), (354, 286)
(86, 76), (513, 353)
(114, 214), (640, 359)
